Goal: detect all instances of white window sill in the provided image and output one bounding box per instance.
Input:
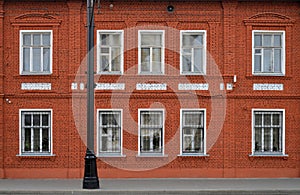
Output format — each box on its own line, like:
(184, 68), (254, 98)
(249, 154), (288, 157)
(180, 72), (206, 76)
(97, 72), (123, 75)
(17, 154), (56, 158)
(252, 73), (285, 77)
(20, 72), (52, 76)
(178, 154), (209, 157)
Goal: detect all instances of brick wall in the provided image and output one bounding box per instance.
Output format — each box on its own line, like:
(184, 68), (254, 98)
(0, 0), (299, 178)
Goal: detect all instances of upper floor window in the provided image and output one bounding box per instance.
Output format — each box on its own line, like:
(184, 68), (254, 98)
(139, 109), (164, 156)
(138, 30), (164, 74)
(97, 30), (123, 74)
(98, 110), (122, 156)
(252, 31), (285, 76)
(180, 31), (206, 75)
(252, 109), (285, 156)
(181, 109), (206, 155)
(20, 110), (52, 155)
(20, 30), (52, 75)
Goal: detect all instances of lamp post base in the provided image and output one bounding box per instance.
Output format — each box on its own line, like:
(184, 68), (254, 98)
(82, 149), (100, 189)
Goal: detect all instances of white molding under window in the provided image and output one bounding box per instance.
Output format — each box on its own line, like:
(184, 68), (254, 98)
(252, 30), (285, 76)
(251, 108), (286, 156)
(180, 109), (206, 156)
(97, 30), (124, 75)
(138, 30), (165, 75)
(180, 30), (206, 75)
(138, 109), (165, 156)
(20, 30), (53, 75)
(19, 109), (53, 156)
(97, 109), (123, 157)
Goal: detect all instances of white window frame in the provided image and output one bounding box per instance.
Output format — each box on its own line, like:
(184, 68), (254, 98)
(252, 30), (285, 76)
(138, 109), (165, 156)
(138, 30), (165, 75)
(251, 109), (286, 156)
(97, 109), (123, 157)
(20, 30), (53, 75)
(19, 109), (53, 156)
(180, 109), (207, 156)
(180, 30), (207, 75)
(97, 30), (124, 75)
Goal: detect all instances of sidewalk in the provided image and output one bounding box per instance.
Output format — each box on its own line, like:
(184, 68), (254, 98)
(0, 178), (299, 194)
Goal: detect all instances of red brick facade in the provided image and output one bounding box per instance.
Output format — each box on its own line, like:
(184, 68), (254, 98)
(0, 0), (299, 178)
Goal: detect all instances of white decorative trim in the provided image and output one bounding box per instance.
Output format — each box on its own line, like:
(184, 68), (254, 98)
(253, 83), (283, 91)
(136, 83), (167, 90)
(95, 83), (125, 90)
(71, 83), (77, 90)
(178, 83), (208, 90)
(21, 83), (51, 90)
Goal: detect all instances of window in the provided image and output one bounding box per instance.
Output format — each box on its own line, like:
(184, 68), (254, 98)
(180, 31), (206, 75)
(98, 110), (122, 156)
(252, 110), (285, 155)
(252, 31), (285, 75)
(139, 110), (164, 155)
(20, 30), (52, 75)
(97, 30), (123, 74)
(20, 110), (52, 155)
(138, 30), (164, 74)
(181, 110), (205, 155)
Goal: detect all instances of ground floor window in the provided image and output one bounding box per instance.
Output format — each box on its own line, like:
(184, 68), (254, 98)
(98, 110), (122, 155)
(139, 110), (164, 155)
(20, 110), (52, 155)
(181, 109), (205, 155)
(252, 109), (285, 155)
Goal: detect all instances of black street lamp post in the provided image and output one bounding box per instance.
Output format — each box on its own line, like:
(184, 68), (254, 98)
(82, 0), (100, 189)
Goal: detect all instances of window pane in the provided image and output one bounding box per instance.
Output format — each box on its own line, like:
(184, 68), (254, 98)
(23, 34), (31, 45)
(101, 136), (108, 151)
(100, 56), (109, 71)
(273, 128), (280, 152)
(32, 48), (41, 72)
(141, 34), (161, 46)
(33, 114), (40, 126)
(182, 35), (192, 47)
(42, 114), (49, 126)
(42, 33), (50, 46)
(194, 129), (202, 152)
(184, 112), (202, 126)
(42, 128), (49, 152)
(264, 114), (271, 126)
(254, 35), (262, 47)
(33, 34), (41, 45)
(263, 49), (272, 72)
(43, 48), (50, 72)
(194, 48), (203, 73)
(111, 48), (120, 71)
(152, 48), (161, 73)
(153, 130), (161, 151)
(274, 49), (281, 73)
(263, 35), (272, 47)
(254, 55), (261, 72)
(255, 127), (262, 151)
(33, 128), (40, 152)
(272, 114), (280, 126)
(23, 48), (30, 72)
(24, 128), (31, 152)
(101, 34), (108, 45)
(264, 128), (271, 152)
(192, 35), (202, 46)
(141, 48), (150, 72)
(183, 135), (192, 152)
(24, 114), (31, 126)
(182, 55), (191, 72)
(274, 35), (281, 47)
(255, 114), (262, 126)
(111, 34), (121, 46)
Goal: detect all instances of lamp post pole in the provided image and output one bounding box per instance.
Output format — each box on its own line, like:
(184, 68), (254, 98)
(82, 0), (100, 189)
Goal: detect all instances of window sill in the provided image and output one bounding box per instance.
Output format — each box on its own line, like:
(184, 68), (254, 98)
(178, 154), (209, 157)
(17, 154), (56, 158)
(249, 154), (288, 159)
